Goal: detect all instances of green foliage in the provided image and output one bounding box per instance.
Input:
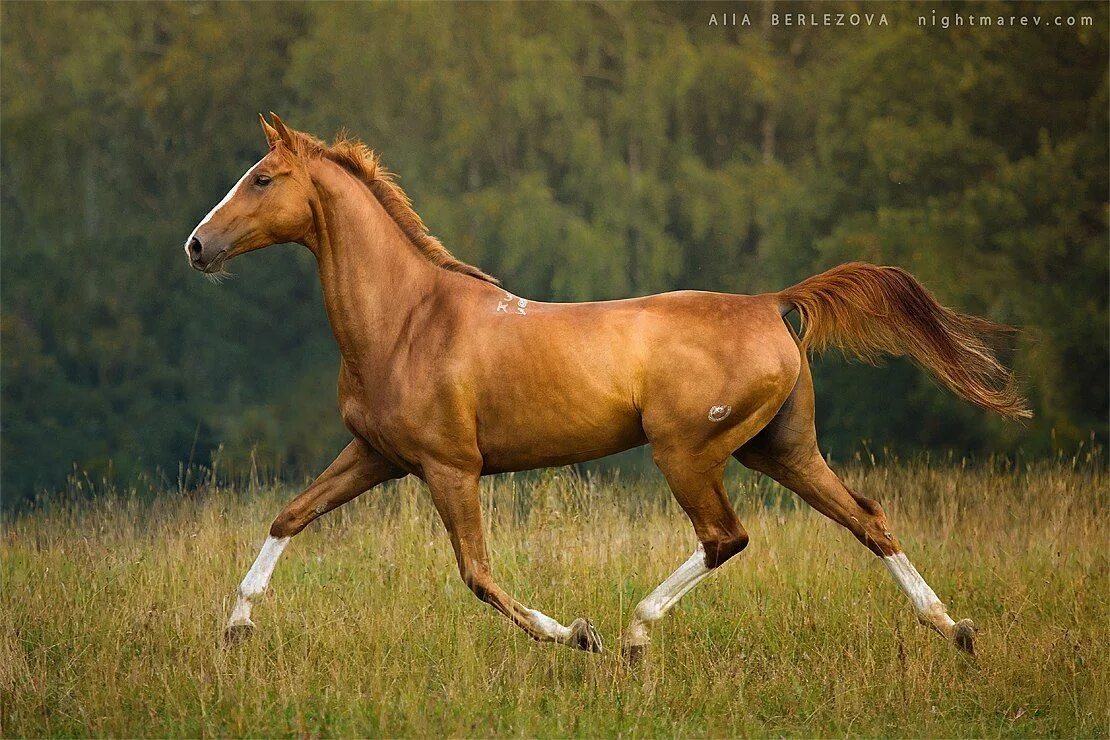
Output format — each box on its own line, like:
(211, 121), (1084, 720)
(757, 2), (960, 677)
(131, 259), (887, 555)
(2, 2), (1106, 505)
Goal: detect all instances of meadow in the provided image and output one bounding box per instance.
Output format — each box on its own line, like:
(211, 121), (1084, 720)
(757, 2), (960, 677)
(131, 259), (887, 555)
(3, 457), (1107, 737)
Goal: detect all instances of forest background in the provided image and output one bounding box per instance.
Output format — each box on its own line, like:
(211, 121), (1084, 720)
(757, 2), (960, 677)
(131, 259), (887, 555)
(2, 1), (1106, 506)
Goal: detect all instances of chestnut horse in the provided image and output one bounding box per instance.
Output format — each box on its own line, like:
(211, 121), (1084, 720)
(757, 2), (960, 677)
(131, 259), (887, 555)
(187, 115), (1028, 661)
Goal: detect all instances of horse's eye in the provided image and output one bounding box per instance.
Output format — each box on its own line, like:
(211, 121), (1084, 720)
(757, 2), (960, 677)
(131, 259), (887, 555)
(254, 174), (272, 187)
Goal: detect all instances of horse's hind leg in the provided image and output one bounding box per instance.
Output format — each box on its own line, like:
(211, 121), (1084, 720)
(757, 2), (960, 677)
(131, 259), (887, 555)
(735, 357), (976, 653)
(225, 438), (404, 643)
(622, 453), (749, 664)
(623, 319), (798, 664)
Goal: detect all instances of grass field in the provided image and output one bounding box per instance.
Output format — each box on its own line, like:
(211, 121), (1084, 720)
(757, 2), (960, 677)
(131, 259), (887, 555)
(3, 458), (1107, 737)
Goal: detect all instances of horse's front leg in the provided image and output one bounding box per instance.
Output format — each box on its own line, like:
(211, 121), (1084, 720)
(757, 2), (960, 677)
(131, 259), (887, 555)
(224, 438), (404, 643)
(422, 462), (603, 653)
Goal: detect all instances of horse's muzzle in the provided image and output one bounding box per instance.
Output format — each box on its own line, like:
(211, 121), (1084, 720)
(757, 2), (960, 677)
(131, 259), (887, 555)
(185, 236), (228, 272)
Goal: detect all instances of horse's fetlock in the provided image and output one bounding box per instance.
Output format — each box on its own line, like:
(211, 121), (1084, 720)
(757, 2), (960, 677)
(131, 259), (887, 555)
(634, 600), (664, 625)
(238, 582), (262, 600)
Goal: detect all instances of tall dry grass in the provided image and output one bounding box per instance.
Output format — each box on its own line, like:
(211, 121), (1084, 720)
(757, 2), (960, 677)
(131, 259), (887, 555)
(2, 458), (1107, 737)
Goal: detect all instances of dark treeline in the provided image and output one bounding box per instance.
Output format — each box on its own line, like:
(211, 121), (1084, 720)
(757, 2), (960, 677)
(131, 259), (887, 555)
(2, 2), (1106, 506)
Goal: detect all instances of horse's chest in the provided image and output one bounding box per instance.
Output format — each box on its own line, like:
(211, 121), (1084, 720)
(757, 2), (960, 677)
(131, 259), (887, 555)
(338, 374), (447, 456)
(339, 389), (405, 439)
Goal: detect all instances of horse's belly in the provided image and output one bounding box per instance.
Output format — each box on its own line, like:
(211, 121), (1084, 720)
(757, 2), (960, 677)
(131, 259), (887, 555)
(476, 397), (646, 473)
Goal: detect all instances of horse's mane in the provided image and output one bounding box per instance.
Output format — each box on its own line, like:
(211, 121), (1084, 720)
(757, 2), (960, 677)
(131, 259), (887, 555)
(284, 126), (499, 285)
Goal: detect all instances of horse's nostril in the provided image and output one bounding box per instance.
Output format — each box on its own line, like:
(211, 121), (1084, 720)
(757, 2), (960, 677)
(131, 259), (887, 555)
(188, 236), (203, 258)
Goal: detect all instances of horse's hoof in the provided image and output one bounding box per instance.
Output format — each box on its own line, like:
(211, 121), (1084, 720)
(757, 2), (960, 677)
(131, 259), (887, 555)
(953, 618), (976, 655)
(224, 620), (256, 645)
(568, 618), (603, 653)
(622, 640), (648, 667)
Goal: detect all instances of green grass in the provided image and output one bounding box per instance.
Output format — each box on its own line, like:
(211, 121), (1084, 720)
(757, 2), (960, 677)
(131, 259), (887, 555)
(3, 461), (1107, 737)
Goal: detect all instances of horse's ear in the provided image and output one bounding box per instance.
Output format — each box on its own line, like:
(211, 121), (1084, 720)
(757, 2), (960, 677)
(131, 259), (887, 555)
(269, 112), (296, 149)
(259, 113), (281, 150)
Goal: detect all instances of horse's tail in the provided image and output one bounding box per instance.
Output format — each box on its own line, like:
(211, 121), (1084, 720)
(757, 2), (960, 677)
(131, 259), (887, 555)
(776, 262), (1031, 420)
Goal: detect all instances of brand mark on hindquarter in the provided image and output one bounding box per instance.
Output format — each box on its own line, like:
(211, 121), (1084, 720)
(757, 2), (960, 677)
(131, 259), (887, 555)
(708, 405), (732, 422)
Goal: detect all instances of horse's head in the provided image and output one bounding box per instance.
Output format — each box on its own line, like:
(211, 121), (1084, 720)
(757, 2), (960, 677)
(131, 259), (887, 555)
(185, 114), (315, 275)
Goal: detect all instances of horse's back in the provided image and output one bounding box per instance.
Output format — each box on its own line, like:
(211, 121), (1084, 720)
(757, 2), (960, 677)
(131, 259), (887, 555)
(464, 288), (799, 470)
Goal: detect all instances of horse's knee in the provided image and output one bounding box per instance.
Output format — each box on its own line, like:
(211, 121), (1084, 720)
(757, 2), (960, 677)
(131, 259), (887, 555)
(703, 526), (749, 569)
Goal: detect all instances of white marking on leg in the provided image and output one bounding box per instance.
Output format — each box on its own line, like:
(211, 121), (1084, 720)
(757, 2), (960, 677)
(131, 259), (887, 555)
(626, 544), (713, 647)
(526, 608), (572, 642)
(227, 534), (290, 628)
(883, 552), (956, 636)
(526, 608), (601, 651)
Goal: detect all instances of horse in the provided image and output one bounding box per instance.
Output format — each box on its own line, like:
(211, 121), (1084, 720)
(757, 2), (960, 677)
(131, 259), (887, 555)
(186, 114), (1029, 662)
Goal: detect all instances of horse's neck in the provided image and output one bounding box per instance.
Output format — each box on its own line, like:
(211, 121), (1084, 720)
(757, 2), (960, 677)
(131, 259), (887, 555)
(308, 161), (440, 368)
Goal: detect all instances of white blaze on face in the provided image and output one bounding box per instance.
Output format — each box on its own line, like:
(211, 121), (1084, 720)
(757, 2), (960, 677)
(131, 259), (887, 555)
(186, 157), (265, 254)
(227, 534), (290, 628)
